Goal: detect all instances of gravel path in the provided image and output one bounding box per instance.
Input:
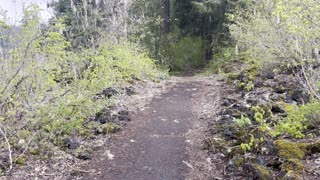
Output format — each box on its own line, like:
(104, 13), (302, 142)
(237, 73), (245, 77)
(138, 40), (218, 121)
(81, 77), (222, 180)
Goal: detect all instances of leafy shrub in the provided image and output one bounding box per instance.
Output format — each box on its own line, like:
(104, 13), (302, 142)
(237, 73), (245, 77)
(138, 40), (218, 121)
(206, 47), (237, 74)
(274, 101), (320, 138)
(0, 5), (166, 170)
(168, 36), (205, 71)
(235, 115), (251, 127)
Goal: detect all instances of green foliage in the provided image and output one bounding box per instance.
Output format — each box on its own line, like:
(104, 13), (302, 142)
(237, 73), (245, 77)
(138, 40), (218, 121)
(130, 0), (231, 71)
(51, 0), (128, 48)
(240, 135), (255, 152)
(252, 106), (265, 124)
(168, 36), (205, 71)
(281, 158), (304, 173)
(205, 47), (237, 74)
(15, 155), (27, 166)
(0, 5), (166, 169)
(238, 81), (254, 91)
(235, 115), (251, 127)
(274, 101), (320, 138)
(240, 135), (264, 153)
(235, 63), (258, 91)
(253, 164), (272, 180)
(274, 139), (306, 159)
(227, 0), (320, 91)
(103, 123), (121, 134)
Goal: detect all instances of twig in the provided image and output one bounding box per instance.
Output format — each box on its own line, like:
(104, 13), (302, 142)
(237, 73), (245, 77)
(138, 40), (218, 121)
(14, 132), (38, 162)
(1, 61), (25, 95)
(1, 31), (44, 95)
(0, 123), (13, 172)
(300, 62), (320, 100)
(67, 164), (91, 173)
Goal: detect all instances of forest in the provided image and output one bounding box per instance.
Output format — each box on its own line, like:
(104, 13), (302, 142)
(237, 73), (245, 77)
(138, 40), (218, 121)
(0, 0), (320, 179)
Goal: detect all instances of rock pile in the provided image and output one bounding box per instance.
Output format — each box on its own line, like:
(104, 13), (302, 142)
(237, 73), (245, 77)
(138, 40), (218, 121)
(207, 68), (320, 179)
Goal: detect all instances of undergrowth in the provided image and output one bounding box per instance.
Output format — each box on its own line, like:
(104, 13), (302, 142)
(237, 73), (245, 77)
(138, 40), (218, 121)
(0, 7), (167, 173)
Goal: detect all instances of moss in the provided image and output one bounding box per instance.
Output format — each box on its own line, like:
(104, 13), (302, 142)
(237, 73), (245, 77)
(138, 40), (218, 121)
(233, 127), (247, 140)
(226, 73), (239, 83)
(15, 155), (26, 166)
(79, 129), (91, 137)
(305, 140), (320, 154)
(234, 156), (245, 167)
(274, 140), (305, 159)
(103, 123), (121, 134)
(227, 145), (244, 157)
(243, 164), (272, 180)
(29, 148), (41, 156)
(238, 81), (254, 91)
(74, 146), (93, 160)
(253, 164), (272, 180)
(281, 158), (304, 173)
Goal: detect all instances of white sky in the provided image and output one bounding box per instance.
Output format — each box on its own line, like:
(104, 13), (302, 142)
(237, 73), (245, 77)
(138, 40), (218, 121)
(0, 0), (54, 24)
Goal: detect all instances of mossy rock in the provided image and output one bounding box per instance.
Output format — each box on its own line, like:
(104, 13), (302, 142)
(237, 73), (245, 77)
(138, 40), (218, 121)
(103, 123), (121, 134)
(251, 126), (269, 137)
(274, 140), (305, 159)
(15, 155), (26, 166)
(226, 73), (239, 82)
(29, 148), (41, 156)
(227, 145), (244, 157)
(305, 140), (320, 154)
(79, 129), (91, 137)
(225, 125), (247, 141)
(234, 155), (245, 167)
(282, 170), (303, 180)
(243, 163), (273, 180)
(76, 149), (92, 160)
(234, 128), (247, 140)
(281, 158), (304, 173)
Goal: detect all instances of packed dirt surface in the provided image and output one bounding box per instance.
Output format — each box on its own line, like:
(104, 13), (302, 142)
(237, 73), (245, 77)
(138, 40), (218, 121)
(80, 76), (223, 180)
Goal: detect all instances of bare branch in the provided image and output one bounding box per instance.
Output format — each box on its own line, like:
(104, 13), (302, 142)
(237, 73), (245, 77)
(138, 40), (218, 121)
(15, 132), (37, 163)
(0, 123), (13, 172)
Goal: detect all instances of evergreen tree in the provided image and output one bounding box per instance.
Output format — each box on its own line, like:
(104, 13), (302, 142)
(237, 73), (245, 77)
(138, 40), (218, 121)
(51, 0), (129, 48)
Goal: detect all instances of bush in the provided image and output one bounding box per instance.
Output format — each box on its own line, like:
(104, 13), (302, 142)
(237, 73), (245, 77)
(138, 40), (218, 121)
(205, 47), (237, 74)
(274, 101), (320, 138)
(0, 5), (166, 171)
(168, 36), (205, 71)
(235, 115), (251, 127)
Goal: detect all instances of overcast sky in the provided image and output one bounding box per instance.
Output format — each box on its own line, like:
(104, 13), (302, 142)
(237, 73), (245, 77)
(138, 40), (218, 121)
(0, 0), (54, 24)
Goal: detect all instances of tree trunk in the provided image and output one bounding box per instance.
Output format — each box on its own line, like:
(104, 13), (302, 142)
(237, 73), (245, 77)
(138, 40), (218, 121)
(164, 0), (170, 34)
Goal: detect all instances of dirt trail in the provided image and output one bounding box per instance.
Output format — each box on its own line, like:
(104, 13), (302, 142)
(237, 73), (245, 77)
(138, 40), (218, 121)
(81, 77), (223, 180)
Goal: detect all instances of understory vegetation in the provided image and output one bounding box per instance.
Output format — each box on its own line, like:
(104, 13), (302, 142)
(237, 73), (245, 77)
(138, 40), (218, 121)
(205, 0), (320, 179)
(0, 4), (166, 174)
(0, 0), (319, 179)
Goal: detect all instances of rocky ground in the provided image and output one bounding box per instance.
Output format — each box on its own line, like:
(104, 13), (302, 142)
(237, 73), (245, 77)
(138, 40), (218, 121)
(3, 69), (320, 180)
(205, 66), (320, 179)
(3, 76), (225, 180)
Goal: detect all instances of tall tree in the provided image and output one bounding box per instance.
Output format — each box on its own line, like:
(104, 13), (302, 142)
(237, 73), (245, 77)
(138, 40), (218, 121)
(163, 0), (171, 34)
(51, 0), (130, 48)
